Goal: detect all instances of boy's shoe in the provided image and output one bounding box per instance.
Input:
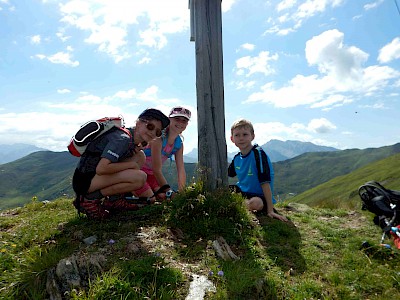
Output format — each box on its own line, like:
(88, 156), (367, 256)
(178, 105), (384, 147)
(102, 195), (139, 212)
(73, 195), (110, 220)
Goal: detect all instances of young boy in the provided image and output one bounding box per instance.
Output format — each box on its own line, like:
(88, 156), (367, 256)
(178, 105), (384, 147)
(228, 119), (288, 222)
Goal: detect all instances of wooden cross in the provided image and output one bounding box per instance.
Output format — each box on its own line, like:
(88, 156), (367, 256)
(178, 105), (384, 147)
(189, 0), (195, 41)
(188, 0), (228, 190)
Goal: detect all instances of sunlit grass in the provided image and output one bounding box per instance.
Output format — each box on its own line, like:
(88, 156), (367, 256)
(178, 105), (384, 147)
(1, 187), (400, 299)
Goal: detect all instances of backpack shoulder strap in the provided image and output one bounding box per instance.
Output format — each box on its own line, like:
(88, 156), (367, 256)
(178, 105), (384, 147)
(252, 144), (263, 174)
(160, 136), (170, 158)
(171, 136), (183, 156)
(364, 181), (392, 198)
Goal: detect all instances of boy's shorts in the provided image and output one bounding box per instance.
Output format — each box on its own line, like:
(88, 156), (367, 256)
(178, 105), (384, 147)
(229, 185), (269, 213)
(72, 169), (96, 195)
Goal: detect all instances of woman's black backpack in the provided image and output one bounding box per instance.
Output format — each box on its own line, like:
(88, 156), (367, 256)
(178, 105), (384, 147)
(358, 181), (400, 230)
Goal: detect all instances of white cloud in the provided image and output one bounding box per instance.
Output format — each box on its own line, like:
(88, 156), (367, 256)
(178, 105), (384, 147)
(245, 75), (336, 108)
(106, 88), (137, 101)
(378, 37), (400, 63)
(34, 54), (46, 60)
(362, 65), (400, 94)
(221, 0), (237, 12)
(34, 51), (79, 67)
(57, 89), (71, 94)
(0, 112), (79, 151)
(0, 0), (11, 10)
(137, 85), (159, 101)
(364, 0), (384, 11)
(138, 28), (168, 50)
(30, 35), (41, 44)
(265, 0), (345, 36)
(235, 80), (256, 90)
(238, 43), (255, 52)
(56, 31), (71, 42)
(235, 51), (278, 77)
(296, 0), (344, 19)
(263, 24), (296, 36)
(361, 102), (387, 109)
(307, 118), (336, 133)
(277, 0), (297, 12)
(138, 56), (151, 64)
(305, 29), (369, 81)
(310, 94), (352, 109)
(244, 30), (400, 109)
(0, 83), (198, 152)
(58, 0), (189, 63)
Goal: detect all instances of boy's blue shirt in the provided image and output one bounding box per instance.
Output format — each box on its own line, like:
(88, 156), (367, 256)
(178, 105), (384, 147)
(228, 144), (276, 204)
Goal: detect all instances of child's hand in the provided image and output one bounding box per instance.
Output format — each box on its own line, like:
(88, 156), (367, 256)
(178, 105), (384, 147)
(267, 211), (288, 222)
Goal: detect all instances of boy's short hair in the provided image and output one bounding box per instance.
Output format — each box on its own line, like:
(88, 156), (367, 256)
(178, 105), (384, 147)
(231, 119), (254, 135)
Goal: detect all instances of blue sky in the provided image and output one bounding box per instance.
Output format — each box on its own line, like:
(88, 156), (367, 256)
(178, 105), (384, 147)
(1, 0), (399, 155)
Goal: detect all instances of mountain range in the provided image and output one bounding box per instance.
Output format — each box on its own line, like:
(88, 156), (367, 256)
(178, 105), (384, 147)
(1, 141), (399, 210)
(185, 139), (338, 163)
(0, 140), (338, 165)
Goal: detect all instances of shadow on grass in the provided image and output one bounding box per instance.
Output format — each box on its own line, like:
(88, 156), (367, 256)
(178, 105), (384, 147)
(257, 214), (307, 274)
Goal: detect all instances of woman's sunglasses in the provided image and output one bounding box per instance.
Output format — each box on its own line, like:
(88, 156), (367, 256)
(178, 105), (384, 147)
(140, 119), (162, 137)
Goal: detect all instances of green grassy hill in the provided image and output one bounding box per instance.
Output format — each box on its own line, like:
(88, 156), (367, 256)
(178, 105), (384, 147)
(273, 142), (400, 197)
(290, 152), (400, 209)
(0, 151), (78, 209)
(0, 151), (198, 210)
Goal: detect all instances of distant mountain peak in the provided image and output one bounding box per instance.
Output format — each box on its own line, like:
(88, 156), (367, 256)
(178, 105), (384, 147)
(262, 140), (338, 162)
(0, 143), (48, 164)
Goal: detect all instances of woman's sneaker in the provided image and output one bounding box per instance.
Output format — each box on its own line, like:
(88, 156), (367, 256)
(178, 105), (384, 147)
(73, 195), (110, 220)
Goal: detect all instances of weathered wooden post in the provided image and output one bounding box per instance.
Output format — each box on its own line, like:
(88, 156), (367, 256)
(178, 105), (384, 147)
(189, 0), (228, 190)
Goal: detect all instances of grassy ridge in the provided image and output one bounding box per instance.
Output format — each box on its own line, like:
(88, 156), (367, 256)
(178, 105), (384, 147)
(291, 152), (400, 209)
(0, 151), (78, 209)
(274, 143), (400, 196)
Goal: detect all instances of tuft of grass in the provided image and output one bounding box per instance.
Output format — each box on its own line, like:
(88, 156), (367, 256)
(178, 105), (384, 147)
(166, 183), (252, 244)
